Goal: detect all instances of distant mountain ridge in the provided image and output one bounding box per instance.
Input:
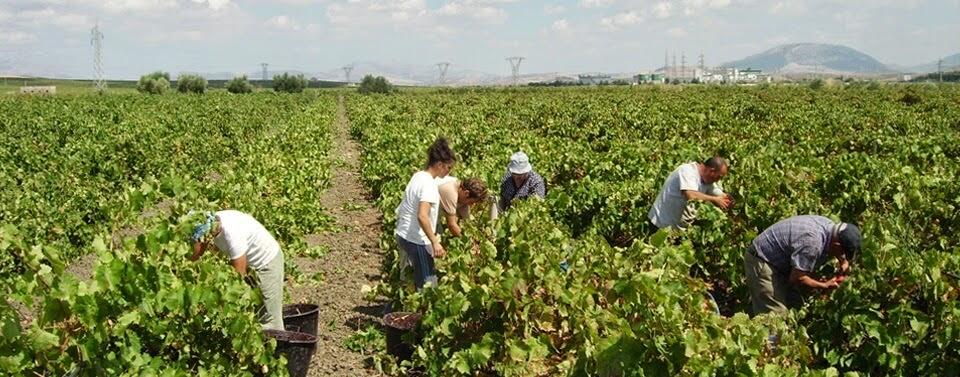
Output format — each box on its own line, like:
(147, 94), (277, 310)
(722, 43), (890, 74)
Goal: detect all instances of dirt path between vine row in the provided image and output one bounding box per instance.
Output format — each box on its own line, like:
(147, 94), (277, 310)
(288, 95), (384, 376)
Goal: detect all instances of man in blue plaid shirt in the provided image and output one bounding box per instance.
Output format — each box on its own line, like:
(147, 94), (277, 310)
(744, 215), (861, 315)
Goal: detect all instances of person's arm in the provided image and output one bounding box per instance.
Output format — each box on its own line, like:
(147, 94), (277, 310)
(789, 268), (840, 289)
(445, 214), (463, 237)
(418, 201), (446, 257)
(837, 257), (850, 275)
(190, 241), (206, 261)
(532, 175), (546, 198)
(230, 255), (248, 276)
(682, 190), (730, 209)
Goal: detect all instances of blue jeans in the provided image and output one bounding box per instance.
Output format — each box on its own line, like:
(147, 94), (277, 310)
(396, 236), (437, 290)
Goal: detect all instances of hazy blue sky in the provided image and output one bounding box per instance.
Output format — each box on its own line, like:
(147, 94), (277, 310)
(1, 0), (958, 78)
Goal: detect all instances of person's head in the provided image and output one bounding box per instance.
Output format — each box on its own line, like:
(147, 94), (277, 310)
(190, 211), (220, 253)
(426, 137), (456, 178)
(458, 178), (488, 206)
(829, 222), (861, 262)
(508, 151), (532, 185)
(702, 156), (729, 184)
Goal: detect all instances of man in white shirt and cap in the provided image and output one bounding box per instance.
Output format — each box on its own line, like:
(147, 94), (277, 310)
(497, 151), (547, 213)
(648, 156), (733, 231)
(190, 210), (285, 330)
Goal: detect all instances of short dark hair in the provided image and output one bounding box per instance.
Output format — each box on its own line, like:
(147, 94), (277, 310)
(704, 156), (728, 170)
(839, 223), (861, 262)
(427, 137), (456, 168)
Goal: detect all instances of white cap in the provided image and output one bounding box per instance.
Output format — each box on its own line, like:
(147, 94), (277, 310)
(508, 151), (532, 174)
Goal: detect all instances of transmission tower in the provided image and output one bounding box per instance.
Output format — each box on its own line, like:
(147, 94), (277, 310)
(672, 52), (677, 81)
(507, 57), (524, 86)
(938, 58), (943, 82)
(260, 63), (268, 86)
(698, 52), (705, 71)
(436, 62), (451, 85)
(681, 52), (686, 82)
(664, 50), (669, 80)
(342, 65), (354, 84)
(90, 23), (105, 92)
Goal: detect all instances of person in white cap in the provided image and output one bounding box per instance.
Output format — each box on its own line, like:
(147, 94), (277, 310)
(497, 151), (546, 212)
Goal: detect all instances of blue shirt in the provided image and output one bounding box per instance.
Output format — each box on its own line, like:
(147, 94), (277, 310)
(752, 215), (835, 273)
(498, 171), (546, 211)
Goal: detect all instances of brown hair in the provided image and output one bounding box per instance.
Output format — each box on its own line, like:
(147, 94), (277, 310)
(426, 137), (456, 168)
(460, 177), (488, 199)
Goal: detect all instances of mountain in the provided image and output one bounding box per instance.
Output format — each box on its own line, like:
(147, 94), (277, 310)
(900, 53), (960, 73)
(722, 43), (890, 74)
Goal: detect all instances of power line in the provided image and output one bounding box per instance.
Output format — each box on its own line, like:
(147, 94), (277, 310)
(90, 22), (105, 93)
(507, 57), (524, 86)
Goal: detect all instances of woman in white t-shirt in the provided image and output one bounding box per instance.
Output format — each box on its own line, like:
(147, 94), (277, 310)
(395, 137), (456, 290)
(190, 210), (285, 330)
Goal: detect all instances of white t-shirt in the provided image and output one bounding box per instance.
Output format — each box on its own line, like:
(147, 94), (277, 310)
(648, 162), (724, 229)
(394, 171), (441, 245)
(212, 210), (281, 271)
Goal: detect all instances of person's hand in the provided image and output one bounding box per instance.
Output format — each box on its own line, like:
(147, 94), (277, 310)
(713, 195), (732, 210)
(431, 241), (447, 258)
(822, 276), (842, 290)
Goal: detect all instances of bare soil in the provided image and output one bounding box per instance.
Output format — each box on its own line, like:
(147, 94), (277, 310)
(287, 96), (385, 376)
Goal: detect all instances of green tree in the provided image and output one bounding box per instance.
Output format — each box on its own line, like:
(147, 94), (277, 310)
(226, 75), (254, 94)
(137, 71), (170, 95)
(273, 73), (307, 93)
(176, 74), (207, 94)
(358, 75), (393, 94)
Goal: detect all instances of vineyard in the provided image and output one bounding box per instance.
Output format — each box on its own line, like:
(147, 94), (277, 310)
(1, 92), (336, 375)
(1, 85), (958, 376)
(347, 85), (960, 375)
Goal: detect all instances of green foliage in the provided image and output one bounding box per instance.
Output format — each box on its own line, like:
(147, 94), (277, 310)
(358, 75), (393, 94)
(273, 73), (307, 93)
(226, 75), (254, 94)
(176, 74), (208, 94)
(137, 71), (171, 95)
(346, 85), (960, 375)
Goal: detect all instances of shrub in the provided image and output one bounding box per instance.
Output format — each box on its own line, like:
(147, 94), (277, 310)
(358, 75), (393, 94)
(176, 74), (207, 94)
(226, 75), (254, 94)
(273, 73), (307, 93)
(137, 71), (170, 95)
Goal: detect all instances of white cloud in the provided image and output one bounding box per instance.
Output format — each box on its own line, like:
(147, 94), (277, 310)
(0, 30), (36, 44)
(192, 0), (231, 10)
(652, 2), (672, 18)
(544, 4), (566, 14)
(600, 10), (643, 29)
(769, 1), (806, 15)
(95, 0), (180, 12)
(551, 19), (569, 32)
(435, 1), (508, 24)
(580, 0), (614, 8)
(266, 15), (302, 31)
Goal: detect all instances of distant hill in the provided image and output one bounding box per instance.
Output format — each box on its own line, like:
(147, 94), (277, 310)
(722, 43), (890, 74)
(901, 53), (960, 73)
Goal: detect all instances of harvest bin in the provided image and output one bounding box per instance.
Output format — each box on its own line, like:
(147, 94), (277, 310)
(283, 303), (320, 336)
(264, 329), (317, 377)
(383, 312), (422, 362)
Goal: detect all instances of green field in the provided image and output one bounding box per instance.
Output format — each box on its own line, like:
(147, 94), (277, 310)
(2, 85), (959, 376)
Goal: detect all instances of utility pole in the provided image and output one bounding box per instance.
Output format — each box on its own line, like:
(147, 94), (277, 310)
(90, 23), (106, 93)
(260, 63), (268, 87)
(938, 58), (943, 82)
(681, 52), (686, 82)
(507, 57), (524, 86)
(672, 52), (677, 82)
(664, 49), (670, 80)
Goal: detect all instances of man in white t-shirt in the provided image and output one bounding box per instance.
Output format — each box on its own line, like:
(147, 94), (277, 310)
(648, 156), (733, 230)
(190, 210), (285, 330)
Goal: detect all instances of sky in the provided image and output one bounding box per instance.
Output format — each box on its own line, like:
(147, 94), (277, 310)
(0, 0), (958, 79)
